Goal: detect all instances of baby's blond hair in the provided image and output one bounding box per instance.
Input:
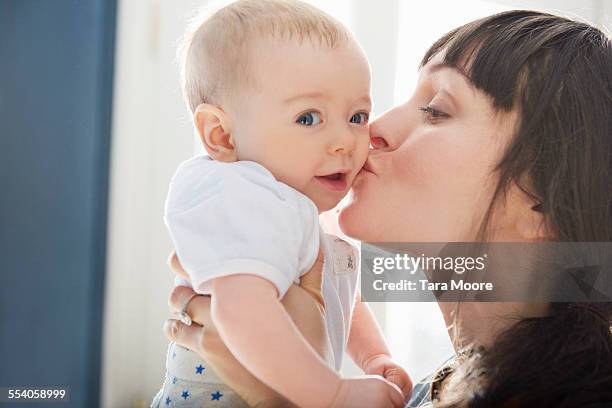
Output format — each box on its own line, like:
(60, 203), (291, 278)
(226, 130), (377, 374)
(178, 0), (352, 112)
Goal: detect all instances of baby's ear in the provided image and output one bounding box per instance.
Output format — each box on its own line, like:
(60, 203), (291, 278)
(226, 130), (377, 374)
(193, 103), (237, 162)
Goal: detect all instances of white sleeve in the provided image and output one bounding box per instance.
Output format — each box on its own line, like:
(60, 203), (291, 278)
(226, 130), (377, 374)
(164, 157), (319, 298)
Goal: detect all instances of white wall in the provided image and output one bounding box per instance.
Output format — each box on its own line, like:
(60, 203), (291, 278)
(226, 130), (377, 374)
(102, 0), (202, 406)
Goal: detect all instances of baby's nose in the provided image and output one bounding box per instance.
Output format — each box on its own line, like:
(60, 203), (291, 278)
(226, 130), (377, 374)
(329, 127), (357, 155)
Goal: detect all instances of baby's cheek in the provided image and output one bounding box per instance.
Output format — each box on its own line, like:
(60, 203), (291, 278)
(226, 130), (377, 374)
(290, 158), (321, 189)
(356, 141), (370, 168)
(261, 146), (310, 187)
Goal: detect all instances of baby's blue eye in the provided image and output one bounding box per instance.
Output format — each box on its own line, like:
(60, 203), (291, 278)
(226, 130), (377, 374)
(349, 112), (369, 124)
(296, 111), (322, 126)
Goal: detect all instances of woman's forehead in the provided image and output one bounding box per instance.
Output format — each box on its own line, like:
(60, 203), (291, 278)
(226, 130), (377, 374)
(420, 52), (476, 89)
(414, 52), (515, 126)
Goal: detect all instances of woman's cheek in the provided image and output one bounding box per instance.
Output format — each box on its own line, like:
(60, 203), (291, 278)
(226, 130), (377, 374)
(387, 137), (474, 237)
(388, 138), (443, 192)
(403, 128), (484, 185)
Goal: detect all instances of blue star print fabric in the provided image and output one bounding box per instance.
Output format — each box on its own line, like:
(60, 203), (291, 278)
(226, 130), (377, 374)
(151, 342), (249, 407)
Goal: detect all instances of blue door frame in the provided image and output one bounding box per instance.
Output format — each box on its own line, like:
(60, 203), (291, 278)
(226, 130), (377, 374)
(0, 1), (117, 407)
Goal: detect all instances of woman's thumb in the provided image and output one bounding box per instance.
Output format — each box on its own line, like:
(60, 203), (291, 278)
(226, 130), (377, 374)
(386, 380), (405, 408)
(299, 247), (325, 309)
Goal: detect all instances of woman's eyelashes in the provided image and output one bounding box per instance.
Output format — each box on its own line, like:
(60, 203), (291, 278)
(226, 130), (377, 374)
(418, 105), (450, 124)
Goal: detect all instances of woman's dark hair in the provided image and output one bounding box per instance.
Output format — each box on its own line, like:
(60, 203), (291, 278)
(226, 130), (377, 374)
(420, 10), (612, 407)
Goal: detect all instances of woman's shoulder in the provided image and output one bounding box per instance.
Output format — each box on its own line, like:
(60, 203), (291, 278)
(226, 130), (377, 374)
(405, 355), (456, 408)
(406, 377), (433, 407)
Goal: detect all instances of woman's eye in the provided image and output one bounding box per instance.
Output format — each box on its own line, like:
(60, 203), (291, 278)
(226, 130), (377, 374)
(296, 111), (322, 126)
(418, 106), (449, 123)
(349, 112), (369, 124)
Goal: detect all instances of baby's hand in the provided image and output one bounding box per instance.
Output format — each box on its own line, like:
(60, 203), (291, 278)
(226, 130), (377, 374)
(331, 376), (404, 407)
(363, 354), (413, 402)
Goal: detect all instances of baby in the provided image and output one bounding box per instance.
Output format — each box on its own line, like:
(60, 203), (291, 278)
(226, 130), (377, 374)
(152, 1), (410, 407)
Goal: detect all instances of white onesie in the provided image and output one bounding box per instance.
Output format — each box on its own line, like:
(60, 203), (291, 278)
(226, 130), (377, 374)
(152, 155), (359, 407)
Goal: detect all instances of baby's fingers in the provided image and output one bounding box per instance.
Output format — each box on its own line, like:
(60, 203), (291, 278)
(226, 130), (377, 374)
(385, 367), (413, 402)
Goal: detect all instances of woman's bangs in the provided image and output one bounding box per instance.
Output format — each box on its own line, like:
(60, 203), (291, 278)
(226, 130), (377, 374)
(419, 11), (566, 111)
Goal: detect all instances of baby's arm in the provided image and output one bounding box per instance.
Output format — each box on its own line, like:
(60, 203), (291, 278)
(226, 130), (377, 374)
(347, 290), (413, 399)
(347, 289), (392, 368)
(211, 273), (340, 407)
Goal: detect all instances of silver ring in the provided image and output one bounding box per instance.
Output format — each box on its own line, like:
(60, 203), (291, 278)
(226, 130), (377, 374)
(178, 310), (192, 326)
(178, 293), (199, 326)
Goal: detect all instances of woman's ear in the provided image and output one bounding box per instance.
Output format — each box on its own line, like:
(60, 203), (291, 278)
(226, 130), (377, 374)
(501, 183), (552, 241)
(513, 191), (551, 241)
(193, 103), (237, 162)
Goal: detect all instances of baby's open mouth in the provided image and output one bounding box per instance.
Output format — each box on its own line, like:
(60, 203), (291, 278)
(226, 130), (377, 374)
(315, 172), (349, 192)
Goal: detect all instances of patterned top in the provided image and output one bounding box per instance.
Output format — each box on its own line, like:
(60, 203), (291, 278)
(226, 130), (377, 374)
(406, 355), (456, 407)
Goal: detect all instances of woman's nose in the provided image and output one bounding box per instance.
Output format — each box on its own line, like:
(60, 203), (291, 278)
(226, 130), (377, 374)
(369, 105), (410, 152)
(370, 134), (389, 151)
(369, 120), (391, 151)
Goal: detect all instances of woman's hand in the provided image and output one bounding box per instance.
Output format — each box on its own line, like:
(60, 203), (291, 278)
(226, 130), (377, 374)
(165, 285), (291, 407)
(164, 249), (331, 407)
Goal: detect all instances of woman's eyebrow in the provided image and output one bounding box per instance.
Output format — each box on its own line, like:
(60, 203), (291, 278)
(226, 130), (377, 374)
(428, 62), (476, 92)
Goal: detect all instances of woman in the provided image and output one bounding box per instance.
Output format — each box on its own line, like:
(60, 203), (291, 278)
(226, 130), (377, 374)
(164, 10), (612, 407)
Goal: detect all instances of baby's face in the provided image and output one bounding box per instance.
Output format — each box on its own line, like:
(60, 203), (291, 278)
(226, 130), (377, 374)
(228, 37), (372, 212)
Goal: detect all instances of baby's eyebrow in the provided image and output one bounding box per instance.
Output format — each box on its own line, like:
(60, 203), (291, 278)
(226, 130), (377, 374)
(357, 95), (372, 107)
(283, 91), (327, 104)
(283, 92), (372, 108)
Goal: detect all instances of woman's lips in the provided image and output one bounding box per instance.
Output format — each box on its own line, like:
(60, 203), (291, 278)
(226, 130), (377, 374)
(362, 159), (376, 175)
(353, 167), (372, 186)
(315, 173), (348, 191)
